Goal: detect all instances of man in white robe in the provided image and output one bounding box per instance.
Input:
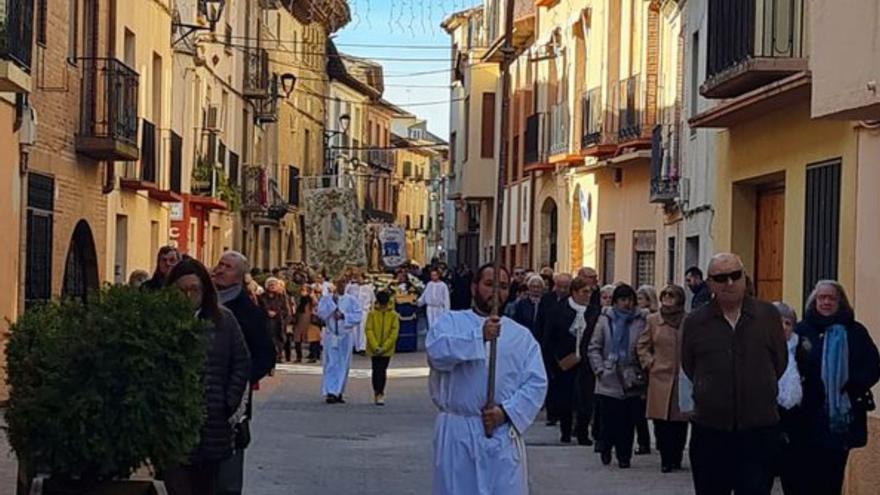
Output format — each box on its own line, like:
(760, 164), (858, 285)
(427, 264), (547, 495)
(419, 268), (451, 330)
(317, 278), (362, 403)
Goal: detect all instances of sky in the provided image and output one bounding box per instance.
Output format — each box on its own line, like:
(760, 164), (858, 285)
(333, 0), (478, 139)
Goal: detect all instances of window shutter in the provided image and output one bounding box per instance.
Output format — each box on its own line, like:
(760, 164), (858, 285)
(481, 92), (496, 158)
(803, 160), (841, 304)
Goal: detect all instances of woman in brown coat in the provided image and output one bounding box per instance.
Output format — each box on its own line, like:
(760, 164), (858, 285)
(637, 284), (689, 473)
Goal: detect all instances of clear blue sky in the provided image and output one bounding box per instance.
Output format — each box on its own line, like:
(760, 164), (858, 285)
(333, 0), (477, 139)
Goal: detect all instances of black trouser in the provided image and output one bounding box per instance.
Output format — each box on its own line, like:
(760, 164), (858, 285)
(371, 356), (391, 394)
(598, 395), (640, 462)
(574, 366), (596, 442)
(654, 420), (688, 468)
(635, 397), (651, 450)
(293, 341), (303, 361)
(283, 334), (293, 362)
(690, 423), (778, 495)
(553, 368), (577, 440)
(161, 462), (218, 495)
(784, 445), (848, 495)
(308, 341), (321, 360)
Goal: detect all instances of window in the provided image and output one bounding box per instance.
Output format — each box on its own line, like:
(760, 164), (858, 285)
(685, 236), (700, 274)
(152, 53), (163, 128)
(803, 159), (842, 304)
(68, 0), (78, 60)
(228, 152), (239, 187)
(600, 234), (616, 286)
(481, 92), (496, 158)
(690, 30), (700, 136)
(114, 215), (128, 286)
(170, 132), (183, 193)
(667, 237), (677, 284)
(288, 165), (300, 206)
(37, 0), (47, 46)
(450, 131), (457, 172)
(26, 174), (54, 308)
(403, 161), (413, 177)
(124, 29), (136, 68)
(633, 230), (657, 288)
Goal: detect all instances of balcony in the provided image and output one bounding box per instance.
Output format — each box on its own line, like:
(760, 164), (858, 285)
(255, 76), (278, 123)
(702, 0), (807, 98)
(368, 149), (395, 171)
(548, 103), (569, 157)
(76, 58), (140, 162)
(649, 125), (679, 205)
(0, 0), (34, 92)
(615, 74), (655, 146)
(523, 112), (540, 166)
(241, 164), (268, 213)
(243, 47), (270, 99)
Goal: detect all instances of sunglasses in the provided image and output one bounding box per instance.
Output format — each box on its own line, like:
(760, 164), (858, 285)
(708, 270), (744, 284)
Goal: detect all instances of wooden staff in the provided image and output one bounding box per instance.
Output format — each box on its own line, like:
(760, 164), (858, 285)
(485, 0), (517, 438)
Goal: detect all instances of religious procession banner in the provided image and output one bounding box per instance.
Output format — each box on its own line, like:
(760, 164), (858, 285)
(379, 225), (406, 269)
(304, 188), (367, 277)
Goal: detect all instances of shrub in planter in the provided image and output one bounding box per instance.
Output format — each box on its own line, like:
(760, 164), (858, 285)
(5, 286), (208, 493)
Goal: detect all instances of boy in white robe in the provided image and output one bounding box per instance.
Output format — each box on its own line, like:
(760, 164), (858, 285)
(426, 264), (547, 495)
(317, 278), (362, 403)
(418, 268), (451, 330)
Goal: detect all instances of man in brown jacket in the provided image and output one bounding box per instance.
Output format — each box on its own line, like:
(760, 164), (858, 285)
(681, 253), (788, 495)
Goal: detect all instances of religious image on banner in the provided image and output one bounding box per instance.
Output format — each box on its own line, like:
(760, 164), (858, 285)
(379, 225), (406, 268)
(304, 188), (367, 276)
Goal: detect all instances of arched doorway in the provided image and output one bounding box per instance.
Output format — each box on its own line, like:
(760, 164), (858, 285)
(62, 220), (100, 300)
(540, 198), (558, 268)
(570, 186), (583, 270)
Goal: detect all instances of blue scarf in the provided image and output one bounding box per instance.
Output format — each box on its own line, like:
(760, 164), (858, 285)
(822, 324), (852, 434)
(610, 307), (637, 362)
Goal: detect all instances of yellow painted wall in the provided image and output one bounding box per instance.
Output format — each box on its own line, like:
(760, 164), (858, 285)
(0, 101), (21, 401)
(462, 61), (499, 199)
(106, 0), (174, 281)
(712, 99), (857, 313)
(593, 163), (666, 286)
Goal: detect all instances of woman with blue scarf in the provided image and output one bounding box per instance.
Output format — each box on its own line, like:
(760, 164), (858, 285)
(587, 284), (648, 469)
(795, 280), (880, 494)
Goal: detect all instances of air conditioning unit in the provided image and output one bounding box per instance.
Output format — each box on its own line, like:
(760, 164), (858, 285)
(19, 104), (37, 147)
(204, 104), (221, 132)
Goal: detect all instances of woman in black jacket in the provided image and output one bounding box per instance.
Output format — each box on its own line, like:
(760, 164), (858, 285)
(163, 258), (252, 495)
(544, 277), (598, 444)
(795, 280), (880, 495)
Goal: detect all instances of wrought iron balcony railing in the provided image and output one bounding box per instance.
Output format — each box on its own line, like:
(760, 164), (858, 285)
(255, 75), (278, 123)
(580, 87), (602, 148)
(368, 149), (395, 170)
(618, 75), (641, 141)
(704, 0), (806, 97)
(243, 47), (270, 99)
(549, 103), (569, 156)
(76, 58), (140, 161)
(649, 125), (679, 205)
(0, 0), (34, 71)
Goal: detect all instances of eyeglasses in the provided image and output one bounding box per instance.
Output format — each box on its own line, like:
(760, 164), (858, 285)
(708, 270), (744, 284)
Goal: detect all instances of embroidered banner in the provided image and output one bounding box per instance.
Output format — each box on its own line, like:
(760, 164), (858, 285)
(379, 225), (407, 268)
(304, 188), (367, 277)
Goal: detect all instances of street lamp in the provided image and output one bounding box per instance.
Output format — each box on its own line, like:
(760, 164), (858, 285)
(279, 72), (297, 99)
(173, 0), (226, 47)
(323, 113), (353, 178)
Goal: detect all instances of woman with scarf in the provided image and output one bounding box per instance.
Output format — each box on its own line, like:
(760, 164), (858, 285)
(795, 281), (880, 494)
(588, 284), (647, 468)
(637, 285), (689, 473)
(545, 277), (599, 444)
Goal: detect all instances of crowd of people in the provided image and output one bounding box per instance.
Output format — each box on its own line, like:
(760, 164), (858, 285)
(494, 255), (879, 494)
(130, 246), (880, 495)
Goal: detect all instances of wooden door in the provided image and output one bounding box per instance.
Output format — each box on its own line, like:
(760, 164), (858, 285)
(754, 188), (785, 301)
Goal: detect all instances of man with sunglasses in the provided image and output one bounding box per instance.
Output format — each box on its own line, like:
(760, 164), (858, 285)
(681, 253), (788, 495)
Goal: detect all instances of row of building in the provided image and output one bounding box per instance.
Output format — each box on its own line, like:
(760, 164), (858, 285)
(441, 0), (880, 491)
(0, 0), (447, 386)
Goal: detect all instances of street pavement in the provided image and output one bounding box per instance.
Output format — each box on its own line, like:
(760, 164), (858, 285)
(244, 351), (697, 495)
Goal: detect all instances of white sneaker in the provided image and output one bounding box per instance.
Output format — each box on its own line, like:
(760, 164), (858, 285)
(375, 394), (385, 406)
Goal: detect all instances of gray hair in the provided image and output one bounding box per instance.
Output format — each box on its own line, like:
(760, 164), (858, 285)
(600, 284), (615, 296)
(637, 285), (659, 310)
(772, 301), (798, 323)
(805, 280), (853, 316)
(526, 274), (546, 289)
(221, 250), (250, 279)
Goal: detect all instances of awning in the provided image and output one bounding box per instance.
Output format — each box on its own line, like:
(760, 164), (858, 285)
(149, 189), (183, 203)
(188, 194), (228, 211)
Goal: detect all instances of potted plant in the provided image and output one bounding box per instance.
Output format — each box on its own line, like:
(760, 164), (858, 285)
(191, 157), (213, 194)
(5, 286), (207, 494)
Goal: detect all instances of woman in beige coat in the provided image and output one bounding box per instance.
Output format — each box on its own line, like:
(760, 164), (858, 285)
(637, 284), (689, 473)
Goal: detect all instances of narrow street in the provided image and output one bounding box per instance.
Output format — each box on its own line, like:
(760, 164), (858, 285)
(244, 352), (696, 495)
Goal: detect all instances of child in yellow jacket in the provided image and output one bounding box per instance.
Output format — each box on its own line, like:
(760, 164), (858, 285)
(366, 290), (400, 405)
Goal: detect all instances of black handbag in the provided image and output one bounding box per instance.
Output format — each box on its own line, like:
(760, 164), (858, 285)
(854, 389), (876, 412)
(234, 421), (251, 450)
